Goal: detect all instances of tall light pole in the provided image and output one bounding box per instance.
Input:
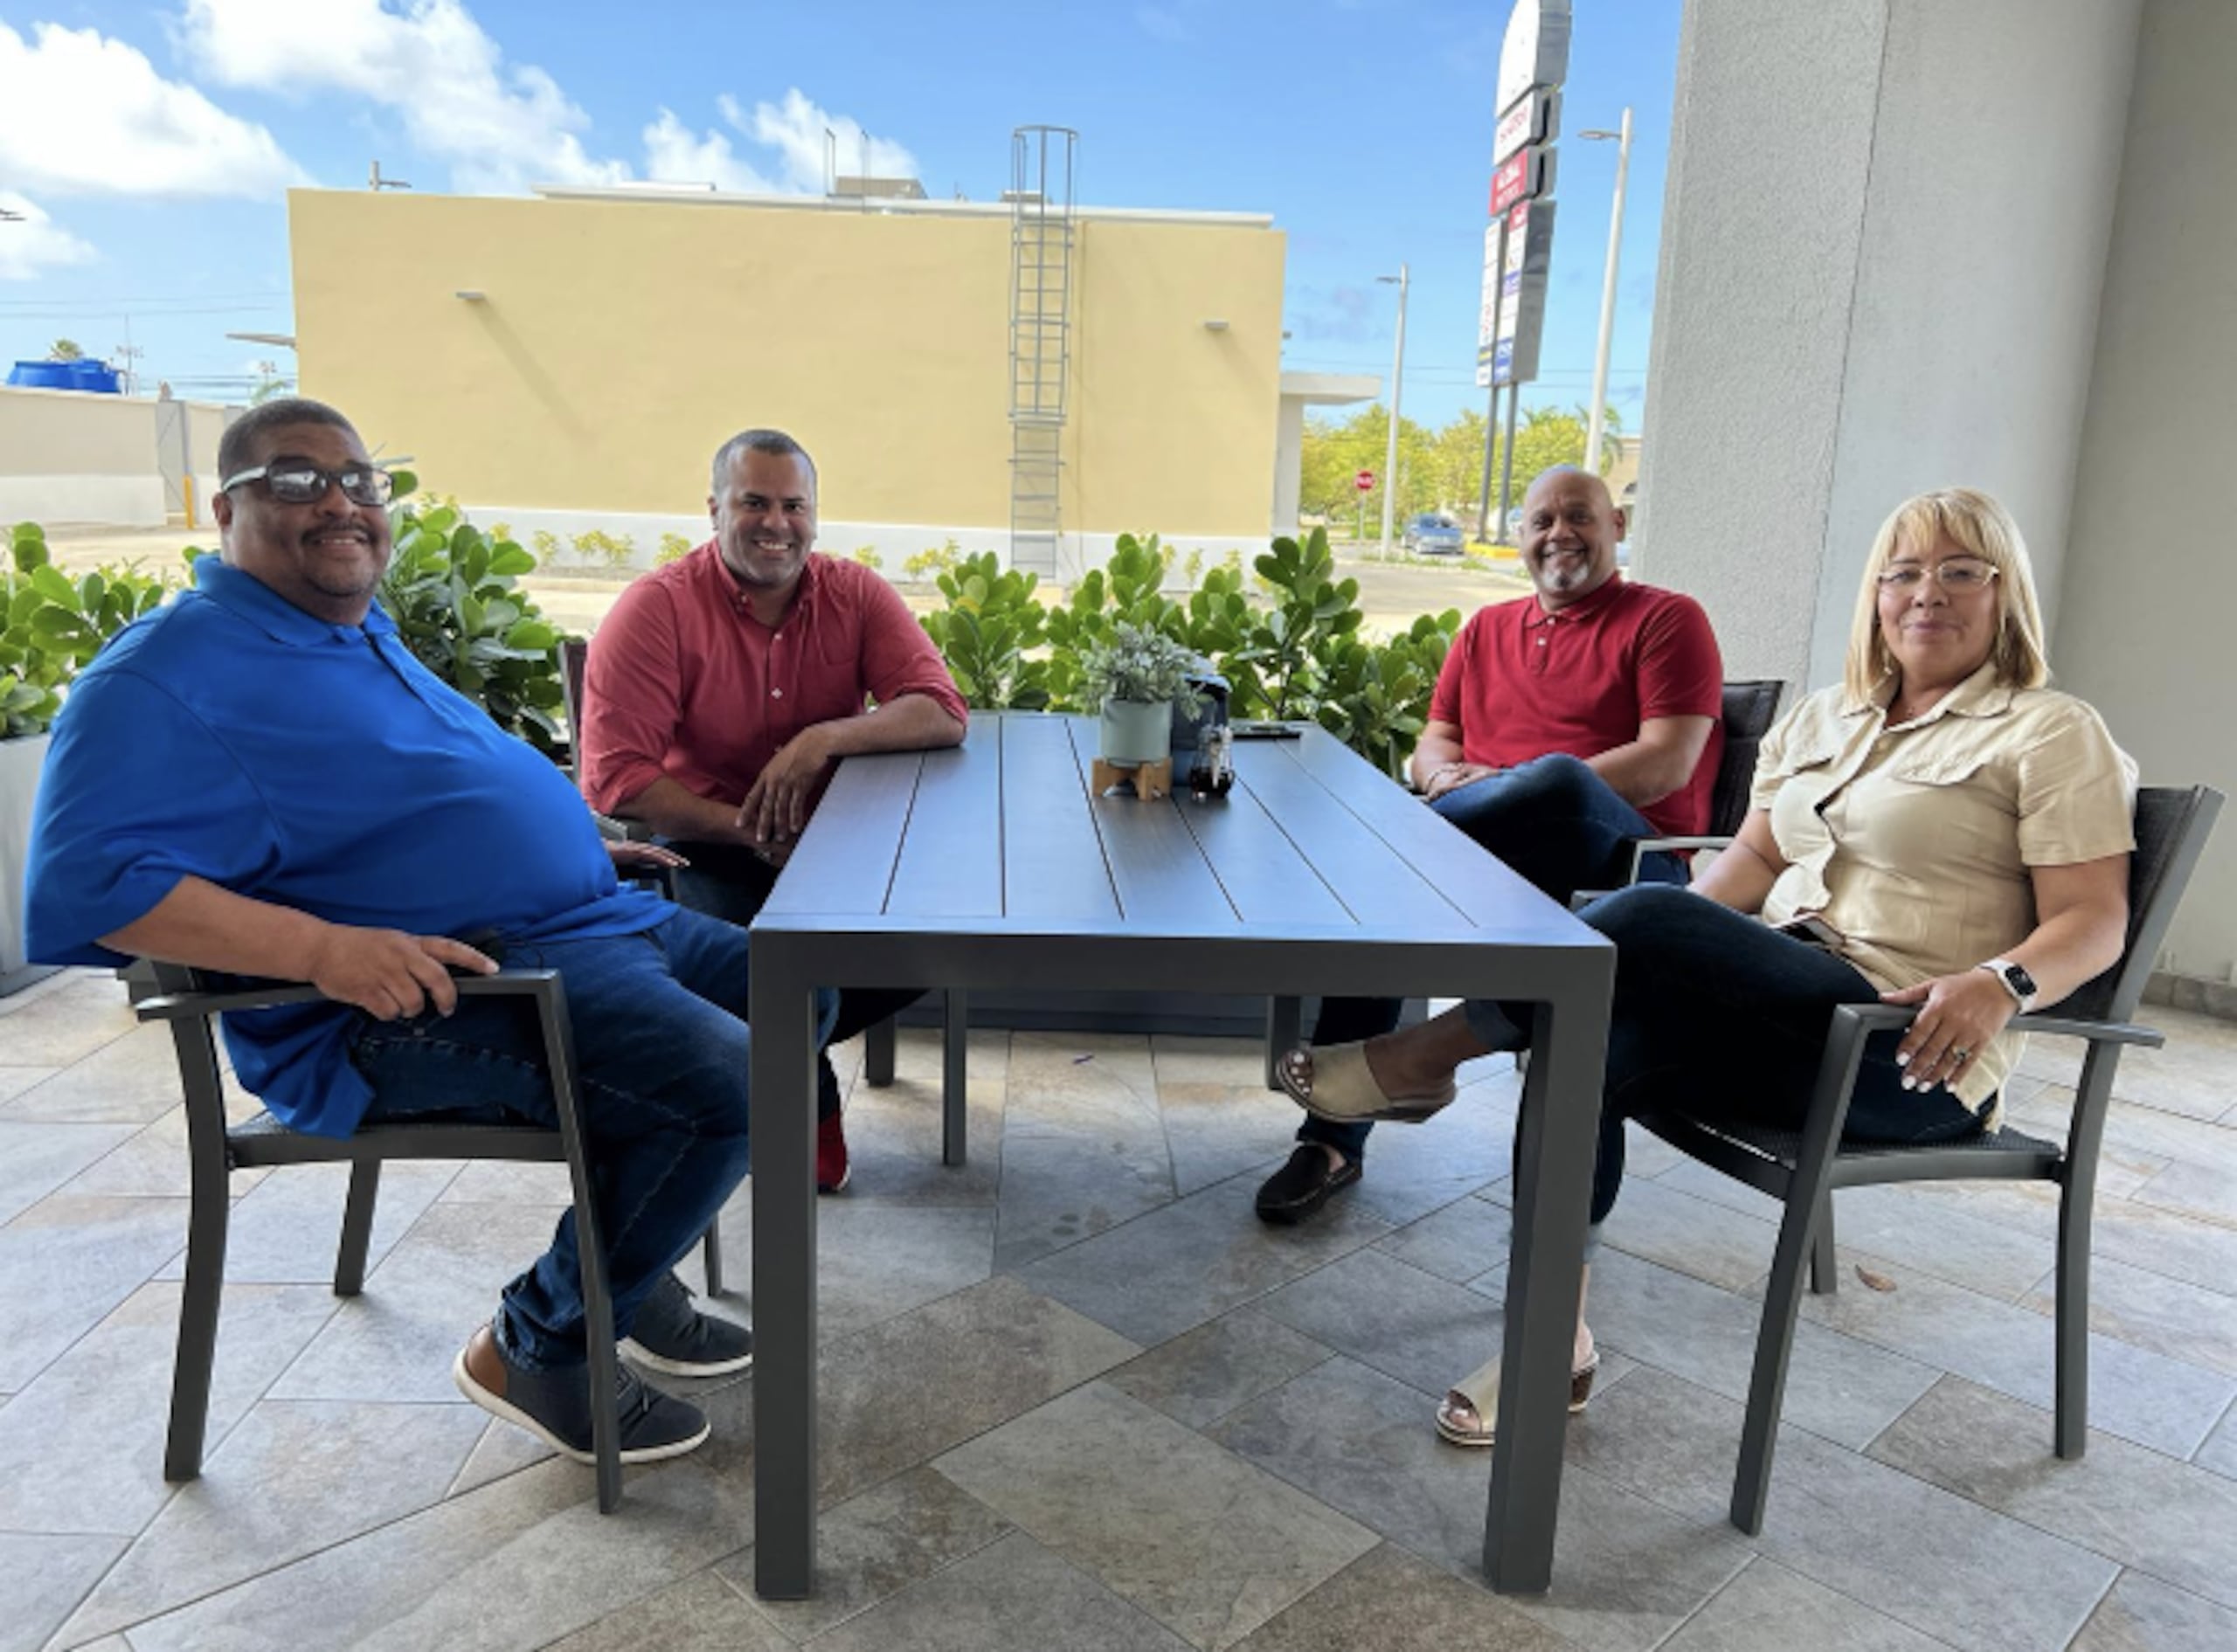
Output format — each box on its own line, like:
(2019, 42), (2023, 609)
(1580, 108), (1631, 475)
(1376, 263), (1409, 555)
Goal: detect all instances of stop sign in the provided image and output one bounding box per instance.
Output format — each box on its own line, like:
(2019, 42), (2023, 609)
(1354, 469), (1375, 493)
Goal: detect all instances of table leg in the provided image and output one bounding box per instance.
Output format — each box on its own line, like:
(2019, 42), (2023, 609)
(942, 989), (969, 1166)
(1485, 971), (1611, 1593)
(864, 1015), (897, 1087)
(751, 962), (822, 1599)
(1264, 996), (1303, 1091)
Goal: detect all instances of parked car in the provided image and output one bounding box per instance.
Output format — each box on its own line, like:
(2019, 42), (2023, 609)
(1402, 514), (1466, 556)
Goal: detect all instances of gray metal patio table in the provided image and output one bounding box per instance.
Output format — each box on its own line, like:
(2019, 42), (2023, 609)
(749, 710), (1612, 1598)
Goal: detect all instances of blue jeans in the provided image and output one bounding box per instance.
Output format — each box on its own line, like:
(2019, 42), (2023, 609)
(1462, 883), (1984, 1251)
(1301, 754), (1686, 1163)
(348, 909), (835, 1372)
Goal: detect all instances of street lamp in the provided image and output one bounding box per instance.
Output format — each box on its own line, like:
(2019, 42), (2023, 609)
(1377, 264), (1409, 556)
(1579, 108), (1631, 475)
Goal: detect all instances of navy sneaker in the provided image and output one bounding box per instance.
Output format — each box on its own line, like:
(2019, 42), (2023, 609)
(454, 1323), (709, 1465)
(620, 1270), (755, 1378)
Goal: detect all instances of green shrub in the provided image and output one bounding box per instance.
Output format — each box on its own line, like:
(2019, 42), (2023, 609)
(3, 524), (175, 738)
(571, 529), (635, 571)
(919, 552), (1049, 710)
(850, 545), (883, 571)
(902, 540), (963, 582)
(656, 532), (695, 566)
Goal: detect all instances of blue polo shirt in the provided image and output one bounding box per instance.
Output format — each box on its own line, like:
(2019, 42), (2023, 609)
(25, 557), (671, 1136)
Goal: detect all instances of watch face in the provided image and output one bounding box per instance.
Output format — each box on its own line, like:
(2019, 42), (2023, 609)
(2006, 963), (2039, 999)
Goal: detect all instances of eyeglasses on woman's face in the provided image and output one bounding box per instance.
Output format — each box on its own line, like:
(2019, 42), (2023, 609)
(1876, 556), (1998, 593)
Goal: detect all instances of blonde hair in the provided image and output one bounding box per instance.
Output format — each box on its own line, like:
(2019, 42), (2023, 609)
(1843, 487), (2050, 703)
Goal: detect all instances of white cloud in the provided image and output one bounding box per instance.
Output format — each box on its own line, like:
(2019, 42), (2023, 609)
(0, 192), (97, 280)
(738, 90), (918, 193)
(642, 108), (779, 194)
(180, 0), (628, 194)
(0, 22), (304, 198)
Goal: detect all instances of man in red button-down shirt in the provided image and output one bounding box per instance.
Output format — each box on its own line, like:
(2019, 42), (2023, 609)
(579, 429), (967, 1190)
(1261, 466), (1725, 1224)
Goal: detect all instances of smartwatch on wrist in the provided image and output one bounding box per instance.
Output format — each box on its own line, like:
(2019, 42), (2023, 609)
(1977, 957), (2039, 1013)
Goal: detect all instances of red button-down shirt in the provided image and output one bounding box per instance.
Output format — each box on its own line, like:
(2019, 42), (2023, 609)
(1428, 576), (1725, 840)
(578, 544), (966, 816)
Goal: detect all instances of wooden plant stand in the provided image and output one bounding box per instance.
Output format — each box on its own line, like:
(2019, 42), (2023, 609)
(1091, 756), (1174, 800)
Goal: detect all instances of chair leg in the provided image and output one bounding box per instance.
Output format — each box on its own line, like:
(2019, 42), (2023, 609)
(1731, 1195), (1823, 1534)
(1808, 1195), (1838, 1296)
(2053, 1182), (2094, 1459)
(1264, 996), (1303, 1091)
(864, 1015), (897, 1088)
(942, 990), (969, 1167)
(702, 1214), (725, 1298)
(165, 1163), (232, 1482)
(334, 1159), (381, 1296)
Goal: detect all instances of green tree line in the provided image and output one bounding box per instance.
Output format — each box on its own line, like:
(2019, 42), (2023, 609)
(1300, 402), (1624, 534)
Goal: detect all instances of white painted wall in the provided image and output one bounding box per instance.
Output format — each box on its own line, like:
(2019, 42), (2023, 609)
(2051, 0), (2237, 983)
(0, 387), (235, 529)
(1639, 0), (2140, 692)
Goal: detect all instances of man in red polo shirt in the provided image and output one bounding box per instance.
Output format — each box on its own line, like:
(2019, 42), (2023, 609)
(1257, 465), (1724, 1223)
(578, 429), (968, 1192)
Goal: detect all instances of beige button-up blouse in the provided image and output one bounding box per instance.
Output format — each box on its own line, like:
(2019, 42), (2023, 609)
(1751, 663), (2136, 1116)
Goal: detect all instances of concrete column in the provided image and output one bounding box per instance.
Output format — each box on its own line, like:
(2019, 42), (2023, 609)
(1271, 394), (1306, 535)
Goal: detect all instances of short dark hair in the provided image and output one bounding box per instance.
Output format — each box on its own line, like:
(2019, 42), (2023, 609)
(218, 397), (361, 480)
(710, 428), (817, 494)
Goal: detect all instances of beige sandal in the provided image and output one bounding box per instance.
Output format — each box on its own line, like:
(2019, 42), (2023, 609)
(1275, 1041), (1458, 1125)
(1434, 1348), (1600, 1448)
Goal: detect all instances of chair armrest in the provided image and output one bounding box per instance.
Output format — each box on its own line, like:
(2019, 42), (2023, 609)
(2009, 1013), (2163, 1048)
(1624, 835), (1735, 885)
(135, 969), (564, 1022)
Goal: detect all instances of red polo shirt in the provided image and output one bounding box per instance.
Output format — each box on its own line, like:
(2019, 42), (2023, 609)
(1429, 576), (1724, 840)
(579, 544), (966, 817)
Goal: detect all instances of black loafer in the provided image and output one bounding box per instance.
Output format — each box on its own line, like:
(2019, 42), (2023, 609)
(1255, 1144), (1361, 1226)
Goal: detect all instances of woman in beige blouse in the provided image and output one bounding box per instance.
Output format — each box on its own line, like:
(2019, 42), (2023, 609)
(1278, 487), (2135, 1446)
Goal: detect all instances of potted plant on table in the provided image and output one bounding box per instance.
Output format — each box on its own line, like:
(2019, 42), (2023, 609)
(1078, 620), (1206, 770)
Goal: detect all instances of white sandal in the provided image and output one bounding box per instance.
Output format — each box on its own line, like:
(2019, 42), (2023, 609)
(1435, 1347), (1600, 1448)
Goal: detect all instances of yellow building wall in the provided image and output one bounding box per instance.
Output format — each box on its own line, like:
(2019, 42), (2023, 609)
(289, 190), (1285, 538)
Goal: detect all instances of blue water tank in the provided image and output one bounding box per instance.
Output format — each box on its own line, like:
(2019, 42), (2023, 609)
(64, 360), (122, 393)
(6, 360), (75, 389)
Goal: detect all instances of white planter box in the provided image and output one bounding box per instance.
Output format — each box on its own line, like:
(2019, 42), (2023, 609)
(0, 733), (57, 996)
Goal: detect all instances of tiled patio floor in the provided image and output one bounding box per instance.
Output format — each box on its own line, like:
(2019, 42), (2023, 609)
(3, 970), (2236, 1652)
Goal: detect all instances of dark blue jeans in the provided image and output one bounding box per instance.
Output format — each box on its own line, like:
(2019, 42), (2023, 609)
(1463, 883), (1984, 1249)
(349, 909), (835, 1372)
(1301, 753), (1686, 1164)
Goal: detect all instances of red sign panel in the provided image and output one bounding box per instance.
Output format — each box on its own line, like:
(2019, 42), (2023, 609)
(1354, 469), (1375, 493)
(1490, 145), (1553, 217)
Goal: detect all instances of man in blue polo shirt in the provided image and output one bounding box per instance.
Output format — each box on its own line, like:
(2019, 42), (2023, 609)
(24, 397), (794, 1469)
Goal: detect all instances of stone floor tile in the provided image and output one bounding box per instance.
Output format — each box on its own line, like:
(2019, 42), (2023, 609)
(1105, 1307), (1335, 1430)
(717, 1463), (1013, 1641)
(0, 1024), (188, 1126)
(53, 1398), (492, 1644)
(810, 1274), (1139, 1506)
(2020, 1253), (2237, 1378)
(1869, 1376), (2237, 1608)
(1253, 1245), (1514, 1400)
(2088, 1195), (2237, 1299)
(1997, 1089), (2173, 1198)
(1159, 1079), (1306, 1199)
(994, 1033), (1175, 1269)
(935, 1382), (1376, 1651)
(1790, 1245), (2236, 1458)
(840, 1070), (1007, 1206)
(116, 1454), (746, 1652)
(1659, 1557), (1952, 1652)
(52, 1104), (267, 1201)
(1149, 1034), (1270, 1089)
(1597, 1178), (1779, 1294)
(2192, 1402), (2237, 1480)
(1374, 1190), (1513, 1283)
(1818, 1181), (2059, 1302)
(814, 1204), (996, 1342)
(0, 1531), (125, 1652)
(2012, 1094), (2237, 1179)
(0, 1120), (135, 1225)
(0, 974), (136, 1068)
(1565, 1365), (2121, 1652)
(447, 1414), (554, 1497)
(437, 1159), (574, 1205)
(0, 1194), (188, 1391)
(0, 1065), (59, 1103)
(2070, 1572), (2237, 1652)
(541, 1571), (789, 1652)
(1230, 1541), (1576, 1652)
(1212, 1358), (1750, 1652)
(0, 1280), (336, 1538)
(150, 1158), (462, 1287)
(2129, 1159), (2237, 1228)
(1009, 1168), (1391, 1346)
(1577, 1249), (1940, 1450)
(264, 1200), (564, 1403)
(805, 1530), (1194, 1652)
(1340, 1082), (1519, 1228)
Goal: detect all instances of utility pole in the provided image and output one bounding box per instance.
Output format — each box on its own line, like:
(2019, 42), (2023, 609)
(1376, 263), (1409, 556)
(1581, 108), (1632, 473)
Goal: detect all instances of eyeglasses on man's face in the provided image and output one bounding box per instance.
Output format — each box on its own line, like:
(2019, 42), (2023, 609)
(1876, 556), (1998, 593)
(219, 460), (395, 508)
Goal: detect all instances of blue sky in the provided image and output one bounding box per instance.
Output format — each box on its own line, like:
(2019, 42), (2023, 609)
(0, 0), (1679, 428)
